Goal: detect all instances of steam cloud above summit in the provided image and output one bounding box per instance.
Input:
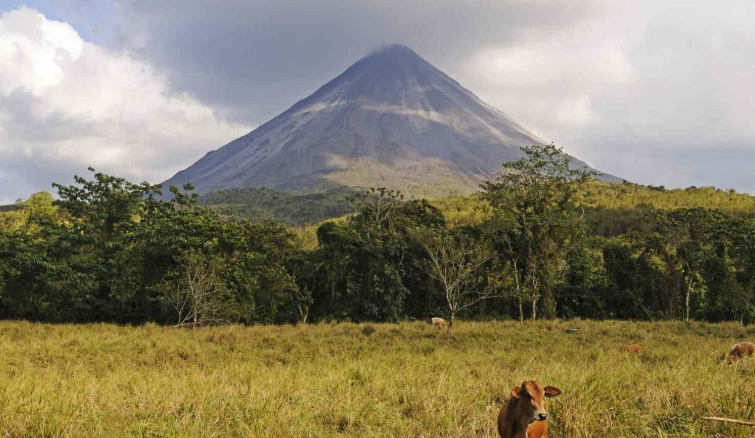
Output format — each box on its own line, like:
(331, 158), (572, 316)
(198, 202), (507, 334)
(1, 0), (755, 202)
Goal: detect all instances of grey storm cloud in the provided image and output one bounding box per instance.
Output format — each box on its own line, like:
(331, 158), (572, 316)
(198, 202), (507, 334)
(0, 156), (82, 205)
(0, 91), (99, 142)
(109, 0), (604, 124)
(1, 0), (755, 203)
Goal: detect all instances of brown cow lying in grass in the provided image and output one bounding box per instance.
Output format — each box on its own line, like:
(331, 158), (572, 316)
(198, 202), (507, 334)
(498, 381), (561, 438)
(726, 342), (754, 364)
(624, 344), (641, 353)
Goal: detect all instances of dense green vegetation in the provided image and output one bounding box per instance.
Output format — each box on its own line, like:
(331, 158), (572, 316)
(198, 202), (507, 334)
(1, 320), (753, 437)
(430, 182), (755, 228)
(198, 186), (357, 226)
(192, 176), (755, 227)
(583, 182), (755, 214)
(2, 145), (755, 325)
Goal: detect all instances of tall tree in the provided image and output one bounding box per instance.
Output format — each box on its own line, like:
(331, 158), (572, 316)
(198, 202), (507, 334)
(316, 189), (410, 322)
(482, 144), (593, 319)
(644, 208), (725, 320)
(315, 189), (446, 322)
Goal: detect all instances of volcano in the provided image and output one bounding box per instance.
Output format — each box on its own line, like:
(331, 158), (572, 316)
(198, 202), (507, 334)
(163, 45), (617, 198)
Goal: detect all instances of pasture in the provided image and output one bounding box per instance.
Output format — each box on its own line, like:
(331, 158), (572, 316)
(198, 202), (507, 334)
(0, 320), (754, 437)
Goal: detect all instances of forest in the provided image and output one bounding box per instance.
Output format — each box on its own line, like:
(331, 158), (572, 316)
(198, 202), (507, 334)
(1, 144), (754, 326)
(198, 186), (357, 226)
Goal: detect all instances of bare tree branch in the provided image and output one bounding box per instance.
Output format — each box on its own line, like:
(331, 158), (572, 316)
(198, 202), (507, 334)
(416, 228), (505, 332)
(164, 252), (229, 328)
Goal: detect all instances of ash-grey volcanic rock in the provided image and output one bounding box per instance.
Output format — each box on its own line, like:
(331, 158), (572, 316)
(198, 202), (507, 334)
(163, 45), (617, 198)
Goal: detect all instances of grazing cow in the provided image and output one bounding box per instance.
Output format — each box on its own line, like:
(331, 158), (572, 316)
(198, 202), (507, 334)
(498, 381), (561, 438)
(624, 344), (641, 353)
(726, 342), (755, 364)
(431, 317), (447, 330)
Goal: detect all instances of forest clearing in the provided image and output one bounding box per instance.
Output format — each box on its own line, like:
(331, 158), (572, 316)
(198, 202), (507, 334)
(1, 319), (754, 437)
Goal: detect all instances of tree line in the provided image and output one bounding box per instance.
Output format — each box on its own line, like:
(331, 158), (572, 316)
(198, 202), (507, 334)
(1, 145), (754, 326)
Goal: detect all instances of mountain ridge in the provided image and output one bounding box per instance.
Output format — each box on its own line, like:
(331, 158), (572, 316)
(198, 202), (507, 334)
(163, 45), (619, 198)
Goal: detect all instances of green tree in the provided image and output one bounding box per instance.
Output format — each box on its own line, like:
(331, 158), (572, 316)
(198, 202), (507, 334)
(315, 189), (444, 322)
(51, 168), (163, 321)
(482, 144), (593, 319)
(647, 209), (724, 320)
(315, 189), (410, 322)
(708, 217), (755, 324)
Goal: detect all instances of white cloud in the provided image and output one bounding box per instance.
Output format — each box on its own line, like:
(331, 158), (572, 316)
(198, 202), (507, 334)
(453, 1), (755, 190)
(457, 35), (638, 149)
(468, 45), (636, 90)
(0, 7), (250, 202)
(555, 95), (596, 127)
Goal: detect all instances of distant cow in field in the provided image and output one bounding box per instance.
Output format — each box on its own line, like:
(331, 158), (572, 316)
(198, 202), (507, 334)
(624, 344), (641, 353)
(726, 342), (755, 364)
(498, 381), (561, 438)
(431, 317), (447, 330)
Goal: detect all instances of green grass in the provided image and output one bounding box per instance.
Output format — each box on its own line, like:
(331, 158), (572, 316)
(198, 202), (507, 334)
(0, 320), (754, 437)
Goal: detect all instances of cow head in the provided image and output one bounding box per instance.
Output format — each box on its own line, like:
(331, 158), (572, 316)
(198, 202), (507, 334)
(510, 381), (561, 423)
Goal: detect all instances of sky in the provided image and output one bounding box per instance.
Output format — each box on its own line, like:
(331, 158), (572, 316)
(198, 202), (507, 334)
(1, 0), (754, 203)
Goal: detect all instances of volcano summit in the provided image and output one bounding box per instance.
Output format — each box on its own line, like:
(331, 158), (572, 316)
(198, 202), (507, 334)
(163, 45), (616, 198)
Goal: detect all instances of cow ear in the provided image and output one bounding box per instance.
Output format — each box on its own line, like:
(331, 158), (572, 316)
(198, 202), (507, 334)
(544, 386), (561, 398)
(510, 387), (522, 398)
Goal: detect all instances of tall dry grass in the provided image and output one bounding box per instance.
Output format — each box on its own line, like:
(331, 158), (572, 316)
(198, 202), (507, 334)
(0, 320), (753, 437)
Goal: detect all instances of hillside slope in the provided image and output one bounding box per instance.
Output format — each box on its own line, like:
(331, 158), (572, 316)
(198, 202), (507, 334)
(200, 182), (755, 227)
(199, 187), (356, 226)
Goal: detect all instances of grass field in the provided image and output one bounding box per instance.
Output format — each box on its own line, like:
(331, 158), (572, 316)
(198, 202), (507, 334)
(0, 320), (754, 437)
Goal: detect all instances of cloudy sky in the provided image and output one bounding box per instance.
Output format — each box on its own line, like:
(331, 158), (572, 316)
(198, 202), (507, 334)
(1, 0), (754, 203)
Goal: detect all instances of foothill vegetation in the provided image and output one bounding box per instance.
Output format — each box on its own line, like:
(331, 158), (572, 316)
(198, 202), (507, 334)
(1, 144), (754, 326)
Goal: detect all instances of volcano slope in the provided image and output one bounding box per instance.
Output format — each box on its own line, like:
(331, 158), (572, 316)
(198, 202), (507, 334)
(164, 45), (617, 199)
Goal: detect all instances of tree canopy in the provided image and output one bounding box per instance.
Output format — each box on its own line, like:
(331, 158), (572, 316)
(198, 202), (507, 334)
(1, 148), (755, 325)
